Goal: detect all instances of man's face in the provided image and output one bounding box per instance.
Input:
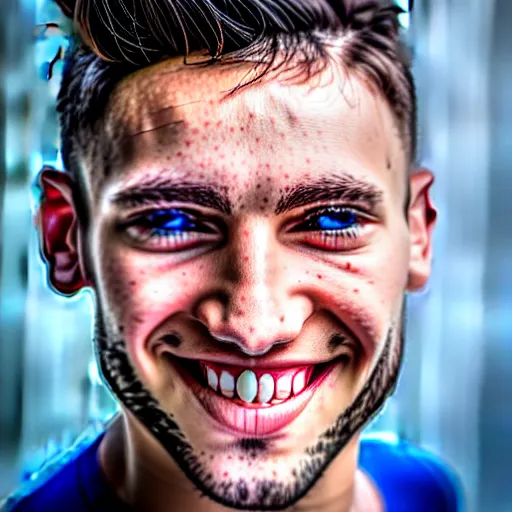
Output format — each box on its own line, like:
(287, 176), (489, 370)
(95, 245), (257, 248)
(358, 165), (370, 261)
(42, 56), (434, 510)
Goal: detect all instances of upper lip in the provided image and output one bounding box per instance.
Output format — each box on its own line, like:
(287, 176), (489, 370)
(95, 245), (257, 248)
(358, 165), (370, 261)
(170, 353), (348, 370)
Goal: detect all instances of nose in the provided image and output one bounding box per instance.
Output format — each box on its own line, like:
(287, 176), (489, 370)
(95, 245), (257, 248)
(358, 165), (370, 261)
(194, 220), (313, 356)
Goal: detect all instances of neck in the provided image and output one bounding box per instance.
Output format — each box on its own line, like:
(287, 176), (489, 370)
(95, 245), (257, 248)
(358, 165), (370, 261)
(99, 413), (381, 512)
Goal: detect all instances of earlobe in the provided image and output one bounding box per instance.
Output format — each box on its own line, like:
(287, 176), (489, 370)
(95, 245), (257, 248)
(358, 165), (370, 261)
(406, 169), (437, 292)
(37, 166), (90, 296)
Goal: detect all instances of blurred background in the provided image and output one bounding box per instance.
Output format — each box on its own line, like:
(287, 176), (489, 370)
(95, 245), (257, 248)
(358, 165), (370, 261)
(0, 0), (510, 510)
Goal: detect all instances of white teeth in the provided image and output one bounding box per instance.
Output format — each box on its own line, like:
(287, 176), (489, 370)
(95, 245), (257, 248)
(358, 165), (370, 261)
(207, 367), (218, 391)
(205, 364), (310, 404)
(275, 373), (293, 400)
(258, 373), (275, 404)
(236, 370), (258, 403)
(292, 369), (307, 395)
(220, 371), (235, 398)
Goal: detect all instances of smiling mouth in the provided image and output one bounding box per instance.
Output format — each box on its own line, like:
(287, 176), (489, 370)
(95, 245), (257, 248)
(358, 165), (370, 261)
(168, 355), (346, 437)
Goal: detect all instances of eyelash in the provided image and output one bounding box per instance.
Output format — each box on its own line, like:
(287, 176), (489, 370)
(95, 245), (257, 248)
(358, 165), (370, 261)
(122, 206), (365, 252)
(123, 209), (218, 251)
(290, 206), (364, 250)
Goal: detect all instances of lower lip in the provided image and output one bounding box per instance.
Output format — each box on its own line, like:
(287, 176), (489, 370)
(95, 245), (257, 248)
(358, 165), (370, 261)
(173, 359), (339, 437)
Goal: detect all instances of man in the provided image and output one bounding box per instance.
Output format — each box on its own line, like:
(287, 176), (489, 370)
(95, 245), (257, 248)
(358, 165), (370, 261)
(3, 0), (463, 510)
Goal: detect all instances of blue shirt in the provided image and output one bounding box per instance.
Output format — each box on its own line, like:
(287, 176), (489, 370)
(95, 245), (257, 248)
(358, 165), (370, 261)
(2, 431), (464, 511)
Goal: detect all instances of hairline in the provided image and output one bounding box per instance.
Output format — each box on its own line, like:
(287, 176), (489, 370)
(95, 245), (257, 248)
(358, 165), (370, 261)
(76, 41), (414, 196)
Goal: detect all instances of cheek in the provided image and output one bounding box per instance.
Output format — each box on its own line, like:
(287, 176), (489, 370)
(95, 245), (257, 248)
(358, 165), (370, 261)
(96, 246), (193, 346)
(319, 241), (409, 354)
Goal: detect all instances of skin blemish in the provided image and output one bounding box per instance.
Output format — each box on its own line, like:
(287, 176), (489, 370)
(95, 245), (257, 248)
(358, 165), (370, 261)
(306, 158), (311, 165)
(345, 262), (352, 271)
(240, 127), (245, 132)
(386, 157), (392, 170)
(317, 274), (323, 279)
(255, 137), (260, 143)
(176, 151), (183, 157)
(243, 256), (249, 262)
(191, 128), (199, 135)
(263, 198), (269, 203)
(216, 120), (222, 127)
(185, 140), (192, 147)
(279, 315), (284, 323)
(284, 174), (289, 179)
(230, 127), (235, 133)
(249, 327), (255, 333)
(203, 121), (210, 128)
(353, 288), (360, 293)
(223, 472), (228, 478)
(214, 145), (219, 151)
(241, 296), (246, 302)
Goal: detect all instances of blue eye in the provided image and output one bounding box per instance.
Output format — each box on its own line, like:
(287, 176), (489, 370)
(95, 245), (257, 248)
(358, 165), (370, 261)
(302, 207), (360, 232)
(291, 206), (365, 251)
(124, 208), (219, 251)
(149, 210), (195, 233)
(316, 209), (358, 230)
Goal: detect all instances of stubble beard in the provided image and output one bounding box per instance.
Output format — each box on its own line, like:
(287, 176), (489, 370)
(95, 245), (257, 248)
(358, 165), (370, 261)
(93, 300), (405, 511)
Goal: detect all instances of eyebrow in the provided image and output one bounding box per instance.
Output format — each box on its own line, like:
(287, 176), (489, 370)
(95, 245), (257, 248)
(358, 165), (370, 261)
(274, 173), (383, 214)
(111, 178), (232, 214)
(110, 172), (383, 215)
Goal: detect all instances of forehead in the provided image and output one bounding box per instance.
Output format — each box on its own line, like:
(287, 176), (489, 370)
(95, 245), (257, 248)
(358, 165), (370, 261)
(96, 55), (406, 196)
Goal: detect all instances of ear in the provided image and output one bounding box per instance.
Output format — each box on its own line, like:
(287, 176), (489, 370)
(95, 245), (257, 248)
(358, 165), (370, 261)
(406, 169), (437, 292)
(36, 166), (90, 296)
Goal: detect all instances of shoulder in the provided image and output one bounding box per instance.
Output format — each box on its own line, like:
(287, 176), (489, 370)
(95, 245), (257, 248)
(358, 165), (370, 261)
(1, 427), (105, 512)
(359, 434), (465, 512)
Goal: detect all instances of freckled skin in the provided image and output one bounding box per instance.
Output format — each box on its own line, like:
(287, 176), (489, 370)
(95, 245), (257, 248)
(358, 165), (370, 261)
(68, 53), (434, 512)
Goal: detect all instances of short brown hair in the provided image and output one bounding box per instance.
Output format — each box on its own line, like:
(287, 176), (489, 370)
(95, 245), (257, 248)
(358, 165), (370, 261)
(55, 0), (415, 178)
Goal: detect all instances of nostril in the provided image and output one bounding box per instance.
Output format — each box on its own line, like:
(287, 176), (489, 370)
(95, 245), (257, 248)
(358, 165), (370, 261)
(160, 332), (182, 348)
